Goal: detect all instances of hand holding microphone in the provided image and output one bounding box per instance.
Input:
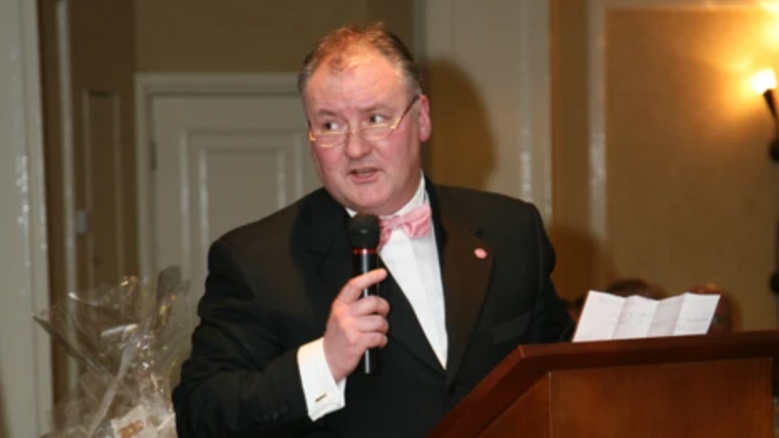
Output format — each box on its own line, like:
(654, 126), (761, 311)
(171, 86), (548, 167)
(322, 214), (389, 381)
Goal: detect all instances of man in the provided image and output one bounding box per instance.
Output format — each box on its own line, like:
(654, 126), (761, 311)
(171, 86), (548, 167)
(605, 278), (663, 299)
(172, 22), (574, 438)
(688, 283), (735, 334)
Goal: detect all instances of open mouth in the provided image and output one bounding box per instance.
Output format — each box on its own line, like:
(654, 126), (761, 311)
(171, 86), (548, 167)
(349, 167), (379, 182)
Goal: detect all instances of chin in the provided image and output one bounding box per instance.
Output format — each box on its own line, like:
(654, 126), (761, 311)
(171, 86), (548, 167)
(350, 199), (387, 215)
(347, 192), (391, 214)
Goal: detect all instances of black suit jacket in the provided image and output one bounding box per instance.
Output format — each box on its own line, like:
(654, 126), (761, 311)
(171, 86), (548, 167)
(173, 182), (574, 438)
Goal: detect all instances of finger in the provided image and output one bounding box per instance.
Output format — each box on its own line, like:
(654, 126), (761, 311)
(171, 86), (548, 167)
(354, 314), (389, 334)
(350, 296), (390, 317)
(363, 332), (388, 349)
(336, 268), (387, 304)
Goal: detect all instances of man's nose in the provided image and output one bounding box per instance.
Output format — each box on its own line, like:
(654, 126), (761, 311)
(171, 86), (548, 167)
(344, 130), (371, 159)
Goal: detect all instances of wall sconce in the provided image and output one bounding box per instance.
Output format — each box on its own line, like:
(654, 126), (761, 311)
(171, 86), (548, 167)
(753, 69), (779, 295)
(752, 68), (779, 162)
(755, 69), (779, 295)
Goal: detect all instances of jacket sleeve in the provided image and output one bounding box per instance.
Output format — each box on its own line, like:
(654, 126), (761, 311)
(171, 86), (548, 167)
(172, 238), (334, 438)
(526, 205), (576, 343)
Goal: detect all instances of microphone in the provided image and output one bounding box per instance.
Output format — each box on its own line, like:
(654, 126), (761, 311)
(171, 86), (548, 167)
(347, 213), (382, 375)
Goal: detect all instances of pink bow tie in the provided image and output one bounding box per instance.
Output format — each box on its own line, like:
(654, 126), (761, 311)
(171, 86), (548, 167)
(379, 203), (432, 250)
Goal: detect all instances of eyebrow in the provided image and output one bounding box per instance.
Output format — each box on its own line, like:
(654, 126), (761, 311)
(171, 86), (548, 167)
(313, 108), (341, 118)
(359, 103), (393, 114)
(312, 102), (394, 119)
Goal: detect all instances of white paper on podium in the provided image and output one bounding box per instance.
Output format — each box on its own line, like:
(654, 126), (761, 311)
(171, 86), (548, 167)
(573, 291), (720, 342)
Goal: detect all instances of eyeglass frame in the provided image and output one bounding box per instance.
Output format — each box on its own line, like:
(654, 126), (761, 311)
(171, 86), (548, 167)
(307, 95), (421, 148)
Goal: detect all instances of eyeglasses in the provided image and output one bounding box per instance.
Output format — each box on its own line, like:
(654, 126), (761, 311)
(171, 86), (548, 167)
(308, 95), (420, 148)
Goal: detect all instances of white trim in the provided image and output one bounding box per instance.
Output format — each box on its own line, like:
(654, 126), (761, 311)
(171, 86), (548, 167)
(135, 76), (152, 280)
(518, 0), (553, 223)
(54, 0), (80, 392)
(134, 73), (299, 279)
(0, 0), (53, 434)
(587, 0), (762, 247)
(22, 0), (53, 428)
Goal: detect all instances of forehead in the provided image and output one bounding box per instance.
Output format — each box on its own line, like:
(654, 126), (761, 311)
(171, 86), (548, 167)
(304, 48), (405, 108)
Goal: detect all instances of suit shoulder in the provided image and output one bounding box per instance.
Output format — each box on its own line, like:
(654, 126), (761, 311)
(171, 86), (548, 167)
(435, 185), (552, 256)
(218, 205), (296, 247)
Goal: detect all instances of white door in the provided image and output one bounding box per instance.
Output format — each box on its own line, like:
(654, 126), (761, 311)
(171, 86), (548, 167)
(149, 90), (321, 309)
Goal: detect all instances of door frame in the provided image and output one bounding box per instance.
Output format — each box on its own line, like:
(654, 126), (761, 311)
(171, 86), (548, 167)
(134, 73), (300, 279)
(0, 0), (53, 434)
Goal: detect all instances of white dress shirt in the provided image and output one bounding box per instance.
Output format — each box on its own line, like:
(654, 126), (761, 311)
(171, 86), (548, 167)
(296, 173), (447, 421)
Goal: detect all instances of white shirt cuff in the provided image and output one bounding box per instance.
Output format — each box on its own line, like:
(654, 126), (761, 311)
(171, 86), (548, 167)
(297, 338), (347, 421)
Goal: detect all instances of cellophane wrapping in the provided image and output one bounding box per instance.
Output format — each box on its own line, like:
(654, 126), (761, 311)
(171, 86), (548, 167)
(35, 267), (193, 438)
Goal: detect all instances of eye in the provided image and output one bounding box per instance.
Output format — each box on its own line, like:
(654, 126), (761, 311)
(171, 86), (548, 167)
(320, 120), (343, 132)
(369, 114), (390, 125)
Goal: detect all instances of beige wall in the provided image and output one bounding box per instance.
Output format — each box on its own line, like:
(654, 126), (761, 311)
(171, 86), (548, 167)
(552, 2), (779, 330)
(134, 0), (779, 331)
(134, 0), (413, 73)
(550, 0), (593, 303)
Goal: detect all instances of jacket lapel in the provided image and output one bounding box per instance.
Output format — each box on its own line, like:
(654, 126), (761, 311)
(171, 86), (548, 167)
(305, 190), (352, 325)
(428, 184), (494, 388)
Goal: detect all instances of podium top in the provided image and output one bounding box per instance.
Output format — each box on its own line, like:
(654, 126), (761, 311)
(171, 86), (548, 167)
(428, 330), (779, 437)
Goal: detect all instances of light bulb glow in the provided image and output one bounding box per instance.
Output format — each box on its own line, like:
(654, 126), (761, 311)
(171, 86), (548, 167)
(752, 68), (777, 94)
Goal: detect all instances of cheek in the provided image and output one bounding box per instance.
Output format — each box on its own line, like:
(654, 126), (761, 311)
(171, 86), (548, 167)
(309, 149), (328, 178)
(310, 149), (344, 178)
(397, 133), (421, 164)
(378, 139), (415, 172)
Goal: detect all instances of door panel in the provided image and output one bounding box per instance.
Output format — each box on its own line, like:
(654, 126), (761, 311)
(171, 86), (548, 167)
(150, 93), (318, 310)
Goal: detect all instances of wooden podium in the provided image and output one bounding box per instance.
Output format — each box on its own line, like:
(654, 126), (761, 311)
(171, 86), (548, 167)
(427, 330), (779, 437)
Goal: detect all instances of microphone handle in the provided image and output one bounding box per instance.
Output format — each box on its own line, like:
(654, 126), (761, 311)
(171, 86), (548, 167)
(354, 249), (380, 375)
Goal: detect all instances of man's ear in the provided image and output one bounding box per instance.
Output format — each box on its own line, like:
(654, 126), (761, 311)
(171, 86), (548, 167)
(417, 94), (432, 142)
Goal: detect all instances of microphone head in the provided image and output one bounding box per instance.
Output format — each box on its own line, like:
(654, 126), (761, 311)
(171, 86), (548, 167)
(348, 214), (381, 249)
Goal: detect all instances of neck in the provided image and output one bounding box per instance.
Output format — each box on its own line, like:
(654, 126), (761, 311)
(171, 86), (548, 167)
(347, 172), (426, 218)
